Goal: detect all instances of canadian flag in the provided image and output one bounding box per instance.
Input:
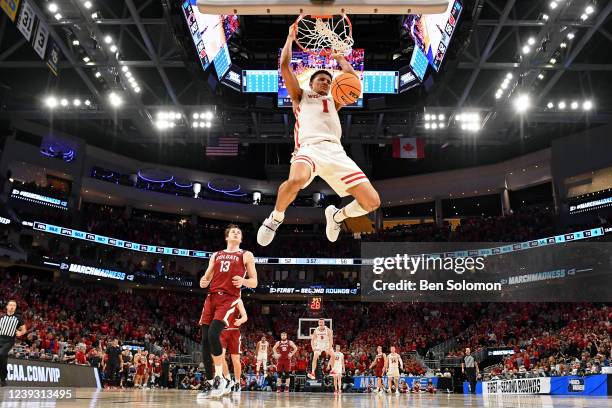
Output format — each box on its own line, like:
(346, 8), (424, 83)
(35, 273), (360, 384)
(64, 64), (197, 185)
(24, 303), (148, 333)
(392, 138), (425, 159)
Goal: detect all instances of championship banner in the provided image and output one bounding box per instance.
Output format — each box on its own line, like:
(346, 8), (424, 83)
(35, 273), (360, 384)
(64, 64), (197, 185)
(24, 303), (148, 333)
(0, 0), (21, 21)
(15, 0), (60, 76)
(6, 358), (101, 388)
(482, 378), (551, 395)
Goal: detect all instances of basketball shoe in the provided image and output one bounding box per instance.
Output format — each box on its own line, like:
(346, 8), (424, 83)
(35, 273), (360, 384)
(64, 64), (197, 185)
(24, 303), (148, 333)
(325, 205), (342, 242)
(257, 213), (283, 246)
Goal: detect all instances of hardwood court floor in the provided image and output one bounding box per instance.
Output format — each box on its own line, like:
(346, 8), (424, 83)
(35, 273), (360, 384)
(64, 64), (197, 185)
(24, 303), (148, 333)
(1, 389), (611, 407)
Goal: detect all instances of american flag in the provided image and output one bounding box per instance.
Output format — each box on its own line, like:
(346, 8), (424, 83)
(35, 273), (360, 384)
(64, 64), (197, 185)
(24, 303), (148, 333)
(205, 137), (239, 157)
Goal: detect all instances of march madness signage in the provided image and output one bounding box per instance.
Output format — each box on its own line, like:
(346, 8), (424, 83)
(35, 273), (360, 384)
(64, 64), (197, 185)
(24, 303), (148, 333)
(6, 358), (100, 388)
(483, 378), (551, 395)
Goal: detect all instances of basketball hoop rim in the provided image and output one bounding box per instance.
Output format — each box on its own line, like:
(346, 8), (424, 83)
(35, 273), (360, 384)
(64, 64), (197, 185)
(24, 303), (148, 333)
(293, 14), (353, 57)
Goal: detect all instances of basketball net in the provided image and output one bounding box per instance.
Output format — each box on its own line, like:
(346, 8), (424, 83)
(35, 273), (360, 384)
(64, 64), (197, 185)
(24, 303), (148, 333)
(294, 15), (354, 56)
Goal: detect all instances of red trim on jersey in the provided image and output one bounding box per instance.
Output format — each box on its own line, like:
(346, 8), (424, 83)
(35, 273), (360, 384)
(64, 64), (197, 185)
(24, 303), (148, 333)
(341, 171), (364, 181)
(344, 175), (368, 184)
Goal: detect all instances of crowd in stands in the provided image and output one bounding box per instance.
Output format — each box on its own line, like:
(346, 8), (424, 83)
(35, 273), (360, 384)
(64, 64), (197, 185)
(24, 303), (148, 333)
(2, 265), (610, 391)
(446, 303), (611, 381)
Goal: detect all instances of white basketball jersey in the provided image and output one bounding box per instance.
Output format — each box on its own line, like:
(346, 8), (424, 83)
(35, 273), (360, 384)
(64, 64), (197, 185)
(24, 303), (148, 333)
(334, 352), (344, 364)
(293, 89), (342, 148)
(259, 341), (268, 354)
(314, 327), (329, 343)
(388, 353), (401, 370)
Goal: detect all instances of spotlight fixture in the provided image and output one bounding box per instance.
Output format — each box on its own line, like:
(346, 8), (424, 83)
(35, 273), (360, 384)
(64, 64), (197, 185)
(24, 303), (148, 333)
(560, 42), (567, 48)
(73, 99), (81, 106)
(104, 35), (112, 44)
(549, 58), (557, 64)
(122, 66), (129, 72)
(506, 73), (513, 80)
(108, 92), (123, 108)
(567, 32), (575, 40)
(44, 96), (58, 109)
(527, 37), (536, 46)
(94, 71), (101, 78)
(72, 39), (80, 46)
(83, 56), (90, 63)
(558, 101), (566, 110)
(583, 100), (592, 111)
(570, 101), (579, 110)
(542, 14), (549, 21)
(547, 102), (554, 109)
(550, 1), (557, 9)
(91, 12), (99, 19)
(48, 3), (58, 12)
(84, 1), (92, 9)
(54, 13), (62, 20)
(585, 5), (594, 14)
(580, 14), (588, 21)
(60, 98), (68, 106)
(538, 73), (544, 80)
(193, 113), (200, 119)
(109, 45), (118, 53)
(84, 100), (91, 106)
(522, 45), (531, 54)
(513, 94), (530, 113)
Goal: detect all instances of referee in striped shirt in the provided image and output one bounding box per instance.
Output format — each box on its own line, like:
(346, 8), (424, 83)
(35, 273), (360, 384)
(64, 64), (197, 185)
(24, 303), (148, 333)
(0, 300), (26, 387)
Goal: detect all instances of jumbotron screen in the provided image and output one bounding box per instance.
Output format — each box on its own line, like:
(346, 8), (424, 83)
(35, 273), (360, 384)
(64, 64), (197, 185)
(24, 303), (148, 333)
(181, 0), (239, 71)
(277, 49), (365, 108)
(403, 0), (462, 71)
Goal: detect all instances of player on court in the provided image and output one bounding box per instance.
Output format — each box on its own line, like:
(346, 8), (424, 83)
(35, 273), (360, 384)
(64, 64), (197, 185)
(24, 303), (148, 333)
(369, 346), (387, 394)
(219, 298), (247, 395)
(272, 332), (298, 393)
(386, 346), (404, 394)
(257, 24), (381, 246)
(255, 336), (270, 380)
(327, 344), (345, 394)
(307, 318), (333, 380)
(199, 224), (257, 398)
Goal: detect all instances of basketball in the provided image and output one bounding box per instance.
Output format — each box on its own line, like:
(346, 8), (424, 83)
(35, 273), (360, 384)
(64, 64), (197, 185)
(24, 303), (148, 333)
(331, 73), (362, 105)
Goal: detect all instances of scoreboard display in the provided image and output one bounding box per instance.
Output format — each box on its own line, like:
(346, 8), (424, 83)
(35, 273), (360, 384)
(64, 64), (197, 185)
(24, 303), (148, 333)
(242, 70), (278, 93)
(309, 297), (322, 311)
(362, 71), (399, 94)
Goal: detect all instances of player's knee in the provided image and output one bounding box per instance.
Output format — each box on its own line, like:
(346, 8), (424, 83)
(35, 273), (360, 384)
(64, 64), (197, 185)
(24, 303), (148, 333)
(208, 320), (225, 356)
(360, 192), (381, 212)
(286, 174), (308, 191)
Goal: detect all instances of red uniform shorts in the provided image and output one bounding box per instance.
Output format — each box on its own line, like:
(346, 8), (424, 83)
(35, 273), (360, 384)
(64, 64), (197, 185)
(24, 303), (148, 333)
(277, 358), (291, 374)
(199, 292), (241, 326)
(220, 329), (242, 355)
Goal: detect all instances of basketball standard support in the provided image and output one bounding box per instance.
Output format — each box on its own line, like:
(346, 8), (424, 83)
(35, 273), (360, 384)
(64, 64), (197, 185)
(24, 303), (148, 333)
(196, 0), (450, 15)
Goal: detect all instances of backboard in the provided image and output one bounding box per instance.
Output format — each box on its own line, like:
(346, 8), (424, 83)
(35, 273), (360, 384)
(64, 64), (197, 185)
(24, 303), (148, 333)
(196, 0), (450, 15)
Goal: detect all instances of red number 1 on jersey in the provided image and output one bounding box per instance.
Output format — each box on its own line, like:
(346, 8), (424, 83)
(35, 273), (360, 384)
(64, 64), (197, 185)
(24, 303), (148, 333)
(322, 99), (329, 113)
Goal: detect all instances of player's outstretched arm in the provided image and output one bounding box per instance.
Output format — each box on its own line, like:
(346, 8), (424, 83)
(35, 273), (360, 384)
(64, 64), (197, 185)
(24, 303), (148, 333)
(200, 252), (216, 288)
(332, 54), (357, 77)
(281, 25), (303, 102)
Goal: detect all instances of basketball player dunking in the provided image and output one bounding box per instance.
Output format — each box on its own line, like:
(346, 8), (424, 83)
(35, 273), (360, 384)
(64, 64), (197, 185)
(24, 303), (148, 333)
(369, 346), (387, 394)
(255, 336), (270, 380)
(199, 224), (257, 398)
(257, 24), (380, 246)
(308, 318), (333, 380)
(386, 346), (403, 394)
(272, 332), (298, 393)
(327, 344), (345, 394)
(220, 297), (247, 395)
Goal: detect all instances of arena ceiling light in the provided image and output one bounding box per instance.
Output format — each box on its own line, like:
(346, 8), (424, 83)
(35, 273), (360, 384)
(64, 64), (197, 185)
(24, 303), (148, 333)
(108, 92), (123, 108)
(423, 112), (445, 130)
(84, 1), (93, 9)
(513, 94), (530, 113)
(44, 96), (58, 109)
(48, 3), (59, 13)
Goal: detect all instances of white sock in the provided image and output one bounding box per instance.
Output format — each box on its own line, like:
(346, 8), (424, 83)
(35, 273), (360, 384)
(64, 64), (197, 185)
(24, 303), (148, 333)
(272, 210), (285, 222)
(215, 365), (222, 378)
(207, 379), (214, 385)
(333, 200), (369, 223)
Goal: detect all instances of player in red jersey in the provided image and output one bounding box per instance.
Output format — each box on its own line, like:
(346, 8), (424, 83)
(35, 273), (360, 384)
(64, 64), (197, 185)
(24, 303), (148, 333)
(220, 298), (247, 395)
(369, 346), (387, 394)
(198, 224), (257, 398)
(272, 332), (298, 393)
